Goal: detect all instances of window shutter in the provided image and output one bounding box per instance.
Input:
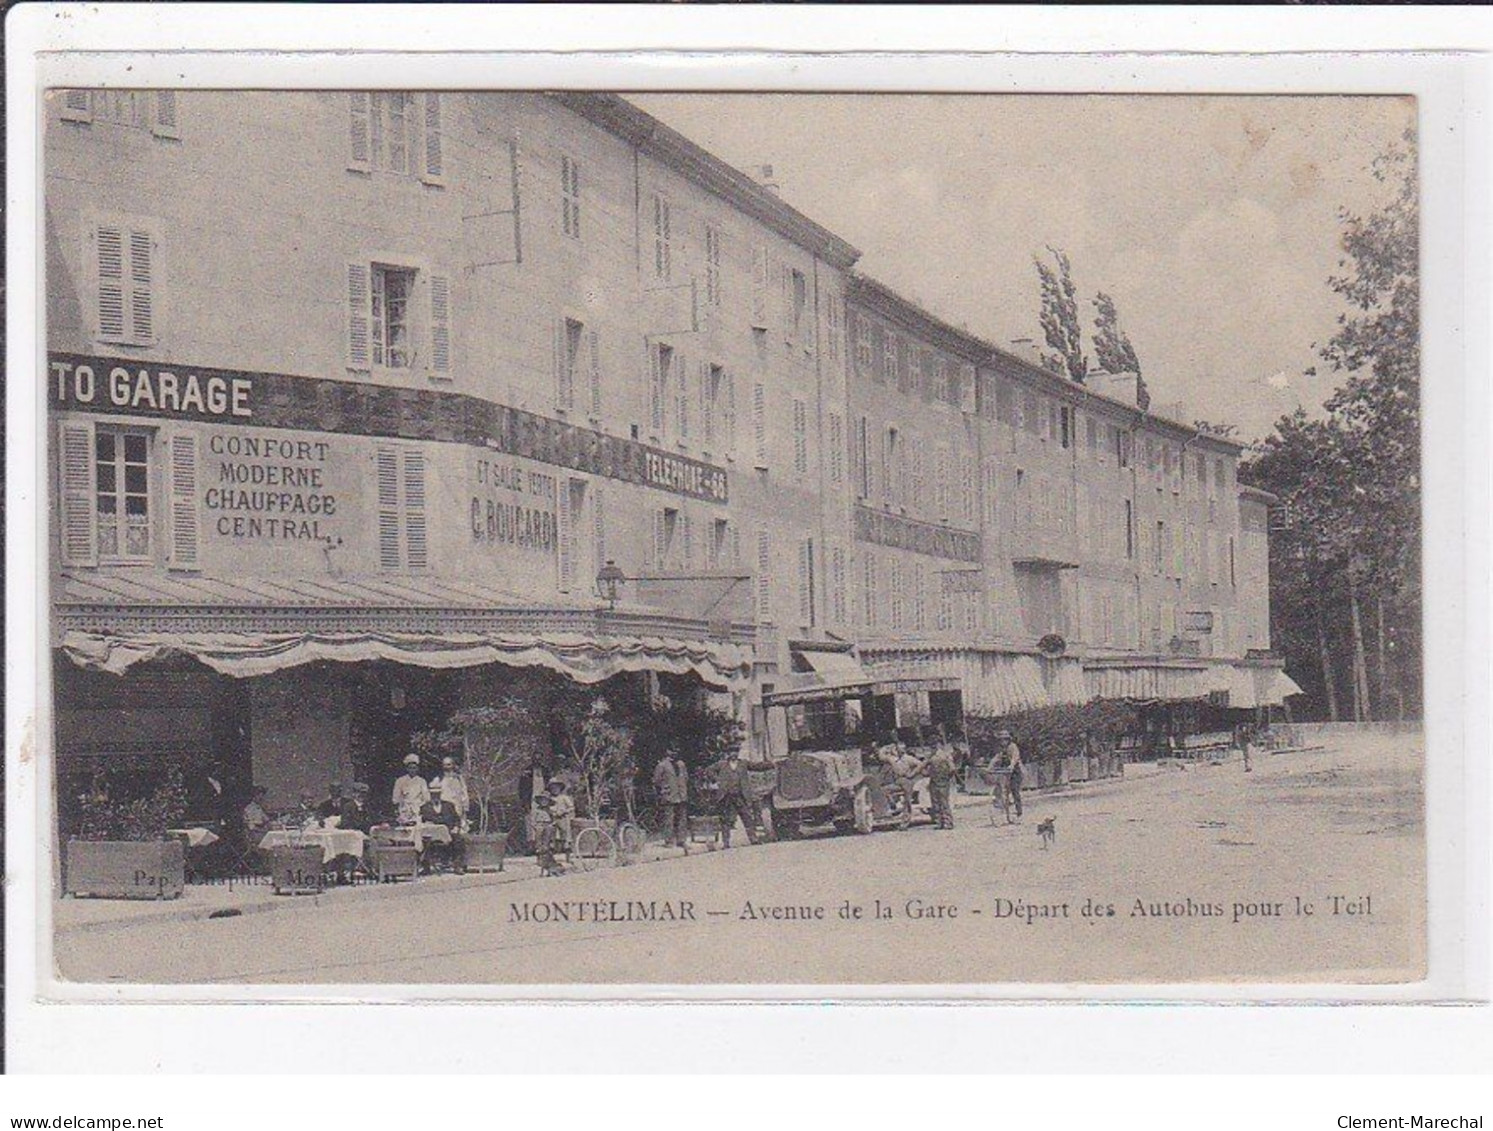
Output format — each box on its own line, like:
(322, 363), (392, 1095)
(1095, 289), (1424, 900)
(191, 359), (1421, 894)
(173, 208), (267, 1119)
(94, 225), (126, 342)
(422, 93), (444, 181)
(792, 399), (808, 476)
(588, 329), (602, 417)
(723, 370), (736, 453)
(553, 319), (571, 410)
(680, 512), (694, 569)
(752, 383), (767, 468)
(751, 246), (769, 329)
(699, 361), (713, 449)
(348, 93), (372, 171)
(650, 510), (666, 571)
(59, 420), (97, 567)
(832, 546), (847, 624)
(376, 448), (401, 569)
(151, 91), (179, 139)
(648, 347), (664, 437)
(592, 483), (607, 577)
(166, 432), (200, 570)
(675, 351), (690, 441)
(403, 450), (427, 570)
(756, 528), (772, 624)
(61, 90), (93, 123)
(429, 273), (452, 377)
(128, 229), (155, 344)
(557, 479), (573, 592)
(797, 538), (813, 626)
(827, 413), (843, 484)
(346, 262), (372, 369)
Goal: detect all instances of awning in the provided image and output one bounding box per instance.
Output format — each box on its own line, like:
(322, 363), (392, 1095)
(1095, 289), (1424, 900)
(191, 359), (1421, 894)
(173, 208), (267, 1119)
(1084, 663), (1208, 702)
(857, 648), (1071, 716)
(1254, 667), (1304, 707)
(60, 628), (751, 689)
(1205, 664), (1261, 709)
(762, 675), (961, 709)
(54, 571), (753, 690)
(798, 648), (870, 685)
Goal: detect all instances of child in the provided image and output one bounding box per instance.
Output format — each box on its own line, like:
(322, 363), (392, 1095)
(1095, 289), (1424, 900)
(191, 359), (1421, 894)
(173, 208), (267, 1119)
(533, 794), (565, 877)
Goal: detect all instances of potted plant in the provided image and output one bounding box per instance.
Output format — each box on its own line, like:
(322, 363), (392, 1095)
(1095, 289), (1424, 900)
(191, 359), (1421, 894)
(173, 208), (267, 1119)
(412, 697), (543, 873)
(65, 758), (188, 900)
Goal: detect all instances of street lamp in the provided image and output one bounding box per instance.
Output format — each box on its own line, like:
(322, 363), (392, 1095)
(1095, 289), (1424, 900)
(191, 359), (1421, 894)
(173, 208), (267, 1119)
(596, 559), (626, 610)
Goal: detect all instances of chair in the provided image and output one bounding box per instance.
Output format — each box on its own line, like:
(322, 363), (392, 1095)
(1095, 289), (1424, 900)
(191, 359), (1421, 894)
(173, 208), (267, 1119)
(371, 842), (418, 883)
(270, 845), (325, 895)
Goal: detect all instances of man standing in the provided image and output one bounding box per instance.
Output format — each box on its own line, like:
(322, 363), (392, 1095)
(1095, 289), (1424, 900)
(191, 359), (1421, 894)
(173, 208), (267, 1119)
(436, 756), (471, 832)
(392, 754), (430, 824)
(652, 747), (690, 850)
(711, 749), (774, 848)
(921, 729), (957, 830)
(1003, 731), (1025, 821)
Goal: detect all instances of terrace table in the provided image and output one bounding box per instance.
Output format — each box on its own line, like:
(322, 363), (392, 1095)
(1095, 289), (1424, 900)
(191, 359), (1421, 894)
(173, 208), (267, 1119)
(258, 827), (367, 864)
(369, 822), (453, 853)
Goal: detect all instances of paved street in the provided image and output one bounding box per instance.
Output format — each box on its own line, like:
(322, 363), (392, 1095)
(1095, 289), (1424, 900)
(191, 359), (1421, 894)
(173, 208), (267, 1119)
(54, 734), (1424, 986)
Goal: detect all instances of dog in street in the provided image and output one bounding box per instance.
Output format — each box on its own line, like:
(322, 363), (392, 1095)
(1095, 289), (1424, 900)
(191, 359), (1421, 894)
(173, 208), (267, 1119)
(1036, 816), (1056, 848)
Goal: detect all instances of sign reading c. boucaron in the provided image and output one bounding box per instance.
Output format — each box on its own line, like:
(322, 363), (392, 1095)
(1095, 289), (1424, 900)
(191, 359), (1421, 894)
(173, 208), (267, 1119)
(47, 352), (729, 504)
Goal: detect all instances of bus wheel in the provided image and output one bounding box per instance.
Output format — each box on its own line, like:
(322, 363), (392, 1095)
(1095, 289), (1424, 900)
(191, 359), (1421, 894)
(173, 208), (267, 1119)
(853, 786), (875, 834)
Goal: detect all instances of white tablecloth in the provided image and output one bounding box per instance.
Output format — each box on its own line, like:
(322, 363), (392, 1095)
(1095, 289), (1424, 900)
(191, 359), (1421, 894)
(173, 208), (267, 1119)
(258, 828), (367, 864)
(370, 823), (453, 852)
(167, 826), (220, 848)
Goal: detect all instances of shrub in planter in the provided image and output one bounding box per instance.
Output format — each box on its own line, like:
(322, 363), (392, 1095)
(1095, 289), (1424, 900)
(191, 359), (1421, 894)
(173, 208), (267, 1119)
(969, 701), (1138, 786)
(65, 761), (188, 899)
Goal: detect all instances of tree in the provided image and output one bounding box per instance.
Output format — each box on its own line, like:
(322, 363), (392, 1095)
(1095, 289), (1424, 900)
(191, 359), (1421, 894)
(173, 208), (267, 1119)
(1034, 246), (1088, 384)
(410, 697), (546, 835)
(1240, 126), (1420, 721)
(554, 696), (637, 823)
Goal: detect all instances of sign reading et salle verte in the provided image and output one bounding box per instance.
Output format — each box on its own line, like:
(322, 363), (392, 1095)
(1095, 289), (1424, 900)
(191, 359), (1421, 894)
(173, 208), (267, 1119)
(48, 353), (730, 505)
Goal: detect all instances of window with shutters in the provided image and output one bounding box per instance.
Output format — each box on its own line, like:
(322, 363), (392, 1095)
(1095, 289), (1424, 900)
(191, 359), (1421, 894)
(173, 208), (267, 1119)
(827, 414), (844, 485)
(649, 344), (673, 440)
(560, 155), (582, 240)
(652, 194), (672, 282)
(347, 92), (442, 180)
(883, 332), (900, 389)
(709, 519), (730, 570)
(792, 399), (809, 477)
(704, 226), (723, 307)
(94, 427), (153, 561)
(376, 447), (428, 571)
(884, 427), (901, 505)
(852, 312), (873, 376)
(556, 317), (583, 411)
(61, 90), (179, 137)
(371, 265), (415, 368)
(826, 298), (841, 364)
(347, 261), (450, 377)
(91, 221), (158, 346)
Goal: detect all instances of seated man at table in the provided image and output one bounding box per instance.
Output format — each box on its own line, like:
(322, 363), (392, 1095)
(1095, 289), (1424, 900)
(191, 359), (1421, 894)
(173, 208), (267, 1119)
(241, 785), (271, 841)
(419, 782), (467, 874)
(316, 779), (344, 822)
(337, 782), (373, 834)
(392, 754), (430, 825)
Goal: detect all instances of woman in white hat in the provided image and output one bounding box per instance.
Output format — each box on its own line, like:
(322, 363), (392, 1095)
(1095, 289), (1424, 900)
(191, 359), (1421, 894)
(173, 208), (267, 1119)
(392, 754), (430, 825)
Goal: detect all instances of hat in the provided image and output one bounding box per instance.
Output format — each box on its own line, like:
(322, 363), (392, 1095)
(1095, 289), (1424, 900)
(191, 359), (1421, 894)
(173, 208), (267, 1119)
(353, 782), (370, 795)
(441, 756), (457, 768)
(403, 754), (420, 767)
(546, 778), (566, 792)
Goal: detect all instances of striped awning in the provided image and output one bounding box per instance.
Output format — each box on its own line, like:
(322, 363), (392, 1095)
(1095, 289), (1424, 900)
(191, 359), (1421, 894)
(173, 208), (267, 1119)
(1084, 663), (1208, 702)
(1254, 667), (1304, 706)
(857, 648), (1081, 717)
(54, 571), (753, 689)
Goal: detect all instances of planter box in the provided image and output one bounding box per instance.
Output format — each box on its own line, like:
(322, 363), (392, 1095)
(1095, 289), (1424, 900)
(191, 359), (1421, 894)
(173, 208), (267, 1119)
(270, 845), (325, 895)
(465, 832), (508, 873)
(66, 839), (185, 900)
(371, 843), (418, 883)
(1063, 755), (1090, 783)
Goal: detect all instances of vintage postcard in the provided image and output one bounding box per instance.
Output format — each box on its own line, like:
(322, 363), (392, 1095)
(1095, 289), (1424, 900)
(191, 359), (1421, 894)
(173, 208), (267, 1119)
(39, 82), (1428, 990)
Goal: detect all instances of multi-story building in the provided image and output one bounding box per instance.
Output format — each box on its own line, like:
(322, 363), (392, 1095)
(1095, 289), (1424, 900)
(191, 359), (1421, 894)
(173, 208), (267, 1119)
(45, 89), (1292, 821)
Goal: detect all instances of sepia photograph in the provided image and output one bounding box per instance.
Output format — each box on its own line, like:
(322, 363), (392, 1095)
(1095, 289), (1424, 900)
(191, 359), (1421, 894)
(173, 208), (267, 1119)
(40, 84), (1426, 989)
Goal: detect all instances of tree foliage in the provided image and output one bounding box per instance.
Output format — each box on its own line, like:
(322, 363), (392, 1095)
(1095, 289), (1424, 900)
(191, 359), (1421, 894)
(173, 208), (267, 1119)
(1240, 127), (1420, 720)
(1034, 246), (1089, 384)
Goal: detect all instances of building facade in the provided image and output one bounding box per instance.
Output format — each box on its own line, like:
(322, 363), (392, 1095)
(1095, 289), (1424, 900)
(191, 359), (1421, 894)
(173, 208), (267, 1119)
(46, 89), (1292, 819)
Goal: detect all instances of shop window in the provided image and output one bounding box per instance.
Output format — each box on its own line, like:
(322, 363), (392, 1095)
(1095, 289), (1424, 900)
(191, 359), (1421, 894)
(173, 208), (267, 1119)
(560, 155), (581, 240)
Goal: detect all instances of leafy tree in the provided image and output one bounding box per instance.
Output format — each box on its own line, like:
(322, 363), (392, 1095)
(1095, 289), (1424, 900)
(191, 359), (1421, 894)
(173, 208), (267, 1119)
(1240, 127), (1420, 721)
(1034, 246), (1088, 384)
(1091, 290), (1151, 408)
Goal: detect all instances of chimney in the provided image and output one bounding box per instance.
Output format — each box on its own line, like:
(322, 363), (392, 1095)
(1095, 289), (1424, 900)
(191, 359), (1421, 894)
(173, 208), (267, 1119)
(1095, 369), (1142, 408)
(755, 164), (780, 197)
(1008, 338), (1045, 368)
